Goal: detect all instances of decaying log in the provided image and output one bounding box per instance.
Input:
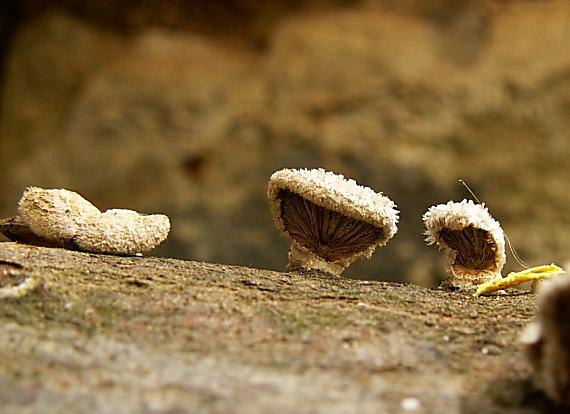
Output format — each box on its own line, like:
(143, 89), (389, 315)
(0, 242), (564, 413)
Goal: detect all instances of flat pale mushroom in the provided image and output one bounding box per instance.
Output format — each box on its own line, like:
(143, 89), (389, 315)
(1, 187), (170, 256)
(423, 199), (506, 288)
(268, 168), (398, 276)
(1, 187), (101, 249)
(17, 186), (101, 243)
(73, 209), (171, 255)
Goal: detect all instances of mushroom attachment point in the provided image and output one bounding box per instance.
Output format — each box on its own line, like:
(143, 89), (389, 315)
(267, 168), (398, 276)
(521, 275), (570, 405)
(423, 200), (506, 288)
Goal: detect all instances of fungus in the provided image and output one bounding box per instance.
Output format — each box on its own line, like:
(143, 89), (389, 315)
(0, 187), (170, 255)
(267, 168), (398, 275)
(74, 209), (171, 255)
(521, 275), (570, 405)
(17, 187), (101, 245)
(423, 200), (506, 288)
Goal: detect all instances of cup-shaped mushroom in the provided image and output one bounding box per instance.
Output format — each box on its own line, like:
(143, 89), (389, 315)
(521, 275), (570, 405)
(423, 200), (506, 288)
(268, 168), (398, 276)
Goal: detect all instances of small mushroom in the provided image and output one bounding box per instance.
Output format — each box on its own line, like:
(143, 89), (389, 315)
(18, 187), (102, 242)
(267, 168), (398, 275)
(521, 275), (570, 405)
(423, 200), (506, 288)
(73, 209), (171, 255)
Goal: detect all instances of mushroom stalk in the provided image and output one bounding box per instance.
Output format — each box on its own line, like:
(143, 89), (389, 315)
(287, 245), (347, 275)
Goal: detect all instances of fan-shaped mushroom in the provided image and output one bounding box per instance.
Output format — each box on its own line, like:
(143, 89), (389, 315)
(423, 200), (506, 288)
(268, 168), (398, 276)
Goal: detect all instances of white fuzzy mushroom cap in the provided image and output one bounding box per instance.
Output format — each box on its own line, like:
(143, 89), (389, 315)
(423, 199), (506, 284)
(18, 187), (101, 241)
(268, 168), (398, 273)
(268, 168), (399, 241)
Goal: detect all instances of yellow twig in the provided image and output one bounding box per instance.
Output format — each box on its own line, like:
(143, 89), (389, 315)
(475, 264), (565, 297)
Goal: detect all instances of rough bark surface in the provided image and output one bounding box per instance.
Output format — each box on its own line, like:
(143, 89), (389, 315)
(0, 242), (564, 413)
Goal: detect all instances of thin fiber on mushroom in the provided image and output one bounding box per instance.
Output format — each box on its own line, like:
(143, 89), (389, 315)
(268, 168), (398, 276)
(423, 200), (506, 288)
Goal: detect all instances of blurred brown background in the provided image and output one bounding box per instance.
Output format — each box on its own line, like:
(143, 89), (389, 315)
(0, 0), (569, 286)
